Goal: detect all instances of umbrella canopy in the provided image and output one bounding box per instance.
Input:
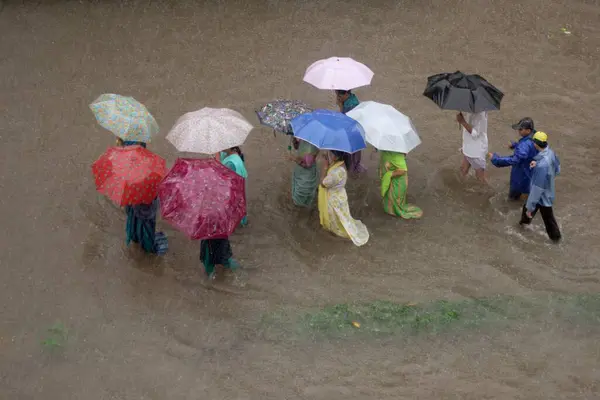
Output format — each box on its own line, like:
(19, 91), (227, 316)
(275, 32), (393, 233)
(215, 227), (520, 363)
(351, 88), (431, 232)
(290, 109), (366, 154)
(166, 108), (253, 154)
(423, 71), (504, 113)
(92, 145), (167, 206)
(346, 101), (422, 153)
(158, 158), (246, 240)
(303, 57), (374, 90)
(89, 94), (159, 143)
(256, 99), (313, 135)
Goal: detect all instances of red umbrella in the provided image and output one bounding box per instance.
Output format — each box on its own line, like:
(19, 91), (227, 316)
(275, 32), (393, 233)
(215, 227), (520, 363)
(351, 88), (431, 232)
(92, 146), (167, 206)
(158, 158), (246, 240)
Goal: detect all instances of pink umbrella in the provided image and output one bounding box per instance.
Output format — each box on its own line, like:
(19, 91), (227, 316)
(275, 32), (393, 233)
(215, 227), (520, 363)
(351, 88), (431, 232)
(158, 158), (246, 240)
(303, 57), (374, 90)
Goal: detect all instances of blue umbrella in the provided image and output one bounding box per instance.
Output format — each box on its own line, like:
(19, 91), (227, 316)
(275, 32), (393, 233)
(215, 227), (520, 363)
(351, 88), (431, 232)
(290, 109), (366, 153)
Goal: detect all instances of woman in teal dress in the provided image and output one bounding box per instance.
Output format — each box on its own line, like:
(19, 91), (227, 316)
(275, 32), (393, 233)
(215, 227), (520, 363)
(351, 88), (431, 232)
(117, 138), (167, 255)
(289, 138), (319, 207)
(218, 146), (248, 226)
(199, 146), (246, 279)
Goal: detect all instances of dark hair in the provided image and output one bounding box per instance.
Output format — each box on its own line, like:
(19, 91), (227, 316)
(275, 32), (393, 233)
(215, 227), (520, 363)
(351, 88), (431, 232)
(291, 138), (300, 150)
(231, 146), (245, 162)
(533, 139), (548, 148)
(513, 117), (534, 131)
(330, 150), (351, 169)
(335, 90), (351, 96)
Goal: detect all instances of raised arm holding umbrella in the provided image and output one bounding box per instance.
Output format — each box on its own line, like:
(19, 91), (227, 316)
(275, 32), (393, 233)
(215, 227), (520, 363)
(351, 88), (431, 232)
(423, 71), (504, 184)
(456, 111), (489, 183)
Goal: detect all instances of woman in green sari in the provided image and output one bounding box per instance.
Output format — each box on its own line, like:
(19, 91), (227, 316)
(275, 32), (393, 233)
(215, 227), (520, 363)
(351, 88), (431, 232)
(289, 138), (319, 207)
(379, 151), (423, 219)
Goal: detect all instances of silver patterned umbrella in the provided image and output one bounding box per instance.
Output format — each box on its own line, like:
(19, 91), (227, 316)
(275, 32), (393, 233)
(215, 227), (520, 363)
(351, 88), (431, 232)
(256, 99), (313, 135)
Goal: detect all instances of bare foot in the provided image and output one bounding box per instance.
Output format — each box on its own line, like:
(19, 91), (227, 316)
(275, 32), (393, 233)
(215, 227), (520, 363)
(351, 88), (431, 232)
(207, 265), (226, 282)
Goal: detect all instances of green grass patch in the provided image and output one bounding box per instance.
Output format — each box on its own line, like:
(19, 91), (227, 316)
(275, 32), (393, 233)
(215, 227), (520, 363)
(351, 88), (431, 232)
(262, 294), (600, 340)
(41, 322), (68, 351)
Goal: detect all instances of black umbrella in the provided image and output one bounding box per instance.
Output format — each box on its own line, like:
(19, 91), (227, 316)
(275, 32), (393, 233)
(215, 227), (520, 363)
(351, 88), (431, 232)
(423, 71), (504, 113)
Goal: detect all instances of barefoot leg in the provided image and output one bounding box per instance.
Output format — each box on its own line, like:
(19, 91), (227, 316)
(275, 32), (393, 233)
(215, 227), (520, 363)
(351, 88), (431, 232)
(460, 157), (471, 177)
(475, 168), (488, 185)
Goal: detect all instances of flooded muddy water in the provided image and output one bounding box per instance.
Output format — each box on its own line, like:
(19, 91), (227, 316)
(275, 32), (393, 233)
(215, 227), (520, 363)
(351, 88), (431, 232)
(1, 0), (599, 398)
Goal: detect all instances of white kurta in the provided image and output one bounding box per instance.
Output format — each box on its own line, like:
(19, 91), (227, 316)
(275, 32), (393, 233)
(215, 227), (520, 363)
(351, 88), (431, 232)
(461, 111), (489, 160)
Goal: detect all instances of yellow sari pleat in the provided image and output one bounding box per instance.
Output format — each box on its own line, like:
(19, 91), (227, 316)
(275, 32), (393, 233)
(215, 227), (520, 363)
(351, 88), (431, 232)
(318, 161), (344, 229)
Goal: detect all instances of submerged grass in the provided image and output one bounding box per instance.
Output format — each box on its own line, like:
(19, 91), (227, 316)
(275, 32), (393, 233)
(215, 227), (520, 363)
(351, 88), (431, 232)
(41, 322), (69, 351)
(261, 294), (600, 340)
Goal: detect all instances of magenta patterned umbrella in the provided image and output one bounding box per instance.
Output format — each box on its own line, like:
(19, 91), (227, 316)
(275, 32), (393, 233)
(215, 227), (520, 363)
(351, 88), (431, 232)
(158, 158), (246, 240)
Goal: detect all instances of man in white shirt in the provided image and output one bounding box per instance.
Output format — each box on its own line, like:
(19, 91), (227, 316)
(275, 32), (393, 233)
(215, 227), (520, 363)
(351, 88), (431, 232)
(457, 111), (488, 183)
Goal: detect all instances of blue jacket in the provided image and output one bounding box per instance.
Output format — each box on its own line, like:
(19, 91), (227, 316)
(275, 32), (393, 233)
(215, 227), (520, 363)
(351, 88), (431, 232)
(526, 147), (560, 212)
(491, 133), (538, 194)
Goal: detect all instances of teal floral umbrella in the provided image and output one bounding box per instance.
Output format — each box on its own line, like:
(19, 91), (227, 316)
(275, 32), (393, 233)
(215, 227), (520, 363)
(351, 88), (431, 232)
(89, 94), (159, 143)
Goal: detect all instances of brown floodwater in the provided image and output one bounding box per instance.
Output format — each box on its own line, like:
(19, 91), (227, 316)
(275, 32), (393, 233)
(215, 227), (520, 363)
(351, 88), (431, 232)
(1, 0), (600, 398)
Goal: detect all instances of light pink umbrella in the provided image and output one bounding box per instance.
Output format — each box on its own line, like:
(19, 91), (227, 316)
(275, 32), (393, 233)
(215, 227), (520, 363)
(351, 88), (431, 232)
(303, 57), (374, 90)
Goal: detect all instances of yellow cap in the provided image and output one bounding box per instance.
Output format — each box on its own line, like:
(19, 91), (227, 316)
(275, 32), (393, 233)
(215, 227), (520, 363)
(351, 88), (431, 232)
(533, 131), (548, 143)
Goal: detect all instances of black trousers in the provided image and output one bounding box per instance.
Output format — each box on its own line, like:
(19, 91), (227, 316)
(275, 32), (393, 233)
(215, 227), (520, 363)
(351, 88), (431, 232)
(519, 204), (561, 242)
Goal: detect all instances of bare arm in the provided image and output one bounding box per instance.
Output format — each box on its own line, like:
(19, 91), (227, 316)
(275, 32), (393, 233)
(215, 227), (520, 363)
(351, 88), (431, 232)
(460, 121), (473, 134)
(336, 96), (344, 112)
(460, 112), (487, 138)
(319, 159), (329, 186)
(288, 155), (302, 164)
(457, 113), (473, 134)
(383, 161), (406, 177)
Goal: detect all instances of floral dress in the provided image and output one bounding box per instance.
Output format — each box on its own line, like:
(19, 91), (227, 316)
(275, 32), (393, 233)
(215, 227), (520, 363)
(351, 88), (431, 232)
(317, 161), (369, 246)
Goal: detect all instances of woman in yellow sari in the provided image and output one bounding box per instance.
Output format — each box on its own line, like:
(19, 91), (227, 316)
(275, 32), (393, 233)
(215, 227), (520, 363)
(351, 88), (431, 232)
(318, 151), (369, 246)
(379, 151), (423, 219)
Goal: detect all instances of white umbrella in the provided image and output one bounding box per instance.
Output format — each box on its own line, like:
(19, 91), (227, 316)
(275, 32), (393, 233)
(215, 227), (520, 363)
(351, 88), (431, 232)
(346, 101), (421, 153)
(166, 108), (253, 154)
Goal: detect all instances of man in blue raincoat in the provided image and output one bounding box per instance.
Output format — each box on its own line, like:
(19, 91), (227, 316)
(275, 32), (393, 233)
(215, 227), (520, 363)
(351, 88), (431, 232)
(519, 132), (561, 243)
(489, 118), (538, 200)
